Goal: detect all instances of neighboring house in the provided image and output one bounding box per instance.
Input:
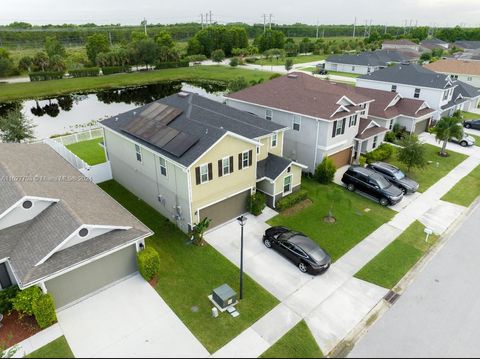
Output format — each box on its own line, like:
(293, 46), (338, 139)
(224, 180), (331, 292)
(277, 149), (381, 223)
(454, 41), (480, 54)
(356, 63), (480, 119)
(382, 39), (421, 52)
(0, 143), (153, 309)
(226, 72), (377, 172)
(101, 93), (305, 230)
(420, 38), (450, 52)
(424, 59), (480, 88)
(325, 50), (417, 75)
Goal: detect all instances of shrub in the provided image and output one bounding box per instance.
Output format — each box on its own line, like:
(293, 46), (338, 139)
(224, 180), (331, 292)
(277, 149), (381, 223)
(137, 247), (161, 281)
(359, 155), (367, 167)
(276, 189), (308, 211)
(28, 71), (64, 81)
(314, 157), (337, 184)
(244, 57), (257, 64)
(155, 60), (189, 69)
(384, 131), (397, 143)
(211, 49), (225, 63)
(269, 73), (282, 80)
(365, 143), (394, 164)
(228, 76), (249, 93)
(11, 286), (42, 317)
(229, 57), (239, 67)
(0, 286), (19, 314)
(249, 192), (266, 216)
(69, 67), (99, 78)
(285, 58), (293, 71)
(101, 66), (130, 75)
(32, 294), (57, 329)
(185, 54), (207, 62)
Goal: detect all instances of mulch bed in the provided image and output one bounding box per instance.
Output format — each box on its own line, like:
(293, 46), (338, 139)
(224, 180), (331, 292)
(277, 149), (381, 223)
(148, 277), (159, 288)
(0, 311), (41, 348)
(281, 199), (313, 217)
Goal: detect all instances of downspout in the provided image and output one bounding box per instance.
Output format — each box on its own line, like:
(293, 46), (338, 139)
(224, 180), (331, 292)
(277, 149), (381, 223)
(313, 120), (320, 173)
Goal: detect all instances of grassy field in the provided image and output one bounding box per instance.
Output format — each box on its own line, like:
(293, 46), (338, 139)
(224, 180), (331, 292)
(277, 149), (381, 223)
(260, 320), (324, 358)
(0, 66), (275, 101)
(66, 137), (106, 166)
(99, 180), (278, 353)
(268, 178), (395, 262)
(325, 70), (361, 78)
(442, 165), (480, 207)
(388, 144), (468, 193)
(462, 111), (480, 120)
(255, 54), (327, 66)
(26, 336), (75, 358)
(355, 221), (439, 289)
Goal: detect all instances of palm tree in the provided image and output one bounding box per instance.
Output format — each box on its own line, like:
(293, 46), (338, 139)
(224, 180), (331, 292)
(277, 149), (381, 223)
(432, 114), (464, 157)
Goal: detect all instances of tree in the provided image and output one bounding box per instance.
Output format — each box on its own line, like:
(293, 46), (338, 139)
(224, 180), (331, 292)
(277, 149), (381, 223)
(45, 36), (66, 58)
(397, 134), (427, 172)
(18, 56), (33, 72)
(256, 29), (285, 52)
(48, 54), (66, 72)
(211, 49), (225, 63)
(284, 41), (299, 57)
(85, 33), (110, 64)
(0, 106), (35, 143)
(130, 38), (158, 68)
(299, 38), (314, 53)
(285, 58), (293, 71)
(229, 57), (239, 67)
(0, 48), (13, 77)
(155, 30), (175, 49)
(263, 48), (285, 63)
(189, 217), (211, 246)
(155, 30), (179, 63)
(432, 113), (464, 156)
(32, 51), (49, 72)
(420, 52), (432, 62)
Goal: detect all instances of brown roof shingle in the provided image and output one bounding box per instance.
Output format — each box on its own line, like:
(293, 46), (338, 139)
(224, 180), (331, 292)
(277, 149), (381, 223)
(424, 59), (480, 77)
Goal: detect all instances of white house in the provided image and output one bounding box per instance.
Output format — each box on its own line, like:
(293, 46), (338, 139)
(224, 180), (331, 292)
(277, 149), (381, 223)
(425, 59), (480, 88)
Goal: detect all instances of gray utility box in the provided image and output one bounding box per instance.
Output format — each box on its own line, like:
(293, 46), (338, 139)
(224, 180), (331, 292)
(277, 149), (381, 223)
(212, 284), (237, 310)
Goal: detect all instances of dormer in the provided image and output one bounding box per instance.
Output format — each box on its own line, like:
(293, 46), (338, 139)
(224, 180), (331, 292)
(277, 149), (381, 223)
(385, 94), (402, 110)
(0, 196), (59, 231)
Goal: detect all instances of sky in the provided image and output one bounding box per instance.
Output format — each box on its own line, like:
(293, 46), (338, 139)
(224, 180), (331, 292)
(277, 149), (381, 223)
(1, 0), (480, 27)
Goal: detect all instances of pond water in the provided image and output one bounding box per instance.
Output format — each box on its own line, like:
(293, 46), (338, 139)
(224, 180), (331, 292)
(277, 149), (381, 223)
(0, 81), (227, 140)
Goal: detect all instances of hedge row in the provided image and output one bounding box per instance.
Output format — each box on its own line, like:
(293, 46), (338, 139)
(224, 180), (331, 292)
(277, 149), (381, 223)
(276, 189), (309, 211)
(29, 71), (64, 81)
(155, 60), (190, 70)
(69, 67), (100, 78)
(365, 143), (394, 164)
(10, 286), (56, 329)
(102, 66), (130, 75)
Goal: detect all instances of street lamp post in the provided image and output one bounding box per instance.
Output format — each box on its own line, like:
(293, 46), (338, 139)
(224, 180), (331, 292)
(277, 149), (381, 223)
(237, 215), (247, 300)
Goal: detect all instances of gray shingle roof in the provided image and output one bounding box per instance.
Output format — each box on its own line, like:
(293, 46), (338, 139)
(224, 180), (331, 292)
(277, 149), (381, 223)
(441, 81), (480, 111)
(327, 50), (415, 67)
(101, 93), (286, 167)
(359, 63), (454, 89)
(454, 41), (480, 50)
(257, 154), (292, 181)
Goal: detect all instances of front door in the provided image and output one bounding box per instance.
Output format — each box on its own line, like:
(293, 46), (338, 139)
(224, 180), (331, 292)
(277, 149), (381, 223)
(0, 263), (12, 289)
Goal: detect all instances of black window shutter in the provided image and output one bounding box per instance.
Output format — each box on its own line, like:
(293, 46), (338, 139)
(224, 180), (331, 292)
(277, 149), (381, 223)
(230, 156), (234, 173)
(195, 167), (201, 185)
(342, 118), (346, 134)
(332, 121), (337, 138)
(248, 150), (253, 167)
(238, 153), (243, 170)
(218, 159), (223, 177)
(208, 163), (213, 181)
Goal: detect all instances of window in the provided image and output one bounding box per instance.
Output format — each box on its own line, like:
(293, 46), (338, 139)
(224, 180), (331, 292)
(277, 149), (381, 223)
(367, 67), (371, 73)
(256, 146), (260, 155)
(79, 228), (89, 238)
(443, 90), (448, 100)
(468, 76), (473, 81)
(135, 144), (142, 163)
(389, 120), (394, 130)
(349, 115), (357, 127)
(293, 115), (301, 131)
(242, 151), (250, 168)
(238, 150), (252, 170)
(22, 200), (33, 210)
(373, 135), (379, 149)
(414, 88), (421, 99)
(222, 157), (230, 176)
(271, 133), (278, 147)
(266, 109), (273, 121)
(283, 175), (292, 194)
(335, 119), (345, 136)
(159, 157), (167, 177)
(391, 85), (397, 93)
(200, 164), (209, 184)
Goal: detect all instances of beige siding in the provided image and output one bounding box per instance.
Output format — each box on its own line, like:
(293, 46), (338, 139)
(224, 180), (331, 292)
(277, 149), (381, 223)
(273, 164), (302, 196)
(190, 135), (257, 224)
(257, 132), (284, 161)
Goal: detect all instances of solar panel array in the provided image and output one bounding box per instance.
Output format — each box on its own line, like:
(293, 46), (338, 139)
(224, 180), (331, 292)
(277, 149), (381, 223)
(121, 102), (199, 158)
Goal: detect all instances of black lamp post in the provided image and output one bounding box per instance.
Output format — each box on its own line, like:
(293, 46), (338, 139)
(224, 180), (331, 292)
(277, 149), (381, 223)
(237, 215), (247, 300)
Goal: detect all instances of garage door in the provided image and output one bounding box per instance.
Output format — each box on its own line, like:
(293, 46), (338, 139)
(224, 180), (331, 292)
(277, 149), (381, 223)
(46, 245), (137, 309)
(200, 190), (250, 229)
(329, 147), (353, 168)
(414, 118), (431, 135)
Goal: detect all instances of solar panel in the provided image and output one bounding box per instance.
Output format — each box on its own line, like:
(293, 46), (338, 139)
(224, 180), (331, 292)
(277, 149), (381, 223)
(162, 132), (199, 157)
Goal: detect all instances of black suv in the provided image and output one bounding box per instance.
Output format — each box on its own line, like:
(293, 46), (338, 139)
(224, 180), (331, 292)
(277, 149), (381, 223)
(367, 162), (419, 194)
(464, 119), (480, 130)
(341, 166), (404, 206)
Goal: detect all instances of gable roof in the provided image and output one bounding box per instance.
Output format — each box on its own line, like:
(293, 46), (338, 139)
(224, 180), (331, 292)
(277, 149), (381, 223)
(454, 41), (480, 50)
(0, 144), (152, 287)
(424, 59), (480, 77)
(359, 63), (454, 89)
(102, 93), (286, 167)
(327, 50), (416, 67)
(441, 80), (480, 110)
(356, 118), (388, 140)
(257, 154), (292, 181)
(383, 39), (418, 46)
(226, 72), (372, 120)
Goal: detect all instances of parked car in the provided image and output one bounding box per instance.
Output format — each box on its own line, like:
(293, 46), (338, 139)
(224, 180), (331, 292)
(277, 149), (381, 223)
(318, 69), (328, 75)
(451, 134), (476, 147)
(341, 166), (404, 206)
(463, 119), (480, 130)
(367, 162), (419, 194)
(263, 227), (331, 274)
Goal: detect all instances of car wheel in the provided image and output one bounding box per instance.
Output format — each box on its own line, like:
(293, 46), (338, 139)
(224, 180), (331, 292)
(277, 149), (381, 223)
(347, 183), (355, 192)
(263, 238), (272, 248)
(298, 262), (308, 273)
(460, 141), (468, 147)
(401, 187), (407, 195)
(379, 197), (389, 206)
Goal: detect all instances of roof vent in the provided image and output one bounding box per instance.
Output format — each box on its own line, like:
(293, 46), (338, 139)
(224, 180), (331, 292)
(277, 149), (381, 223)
(287, 74), (298, 79)
(178, 92), (190, 98)
(115, 117), (119, 121)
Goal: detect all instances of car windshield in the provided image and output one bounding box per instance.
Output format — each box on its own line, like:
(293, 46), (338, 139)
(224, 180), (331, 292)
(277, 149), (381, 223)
(376, 176), (391, 189)
(279, 232), (299, 241)
(394, 170), (405, 180)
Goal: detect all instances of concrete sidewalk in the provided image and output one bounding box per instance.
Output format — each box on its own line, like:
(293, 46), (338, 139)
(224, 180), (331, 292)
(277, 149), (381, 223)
(10, 324), (63, 358)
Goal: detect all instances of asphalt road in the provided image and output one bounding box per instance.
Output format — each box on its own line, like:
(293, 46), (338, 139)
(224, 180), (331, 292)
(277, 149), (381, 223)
(349, 202), (480, 358)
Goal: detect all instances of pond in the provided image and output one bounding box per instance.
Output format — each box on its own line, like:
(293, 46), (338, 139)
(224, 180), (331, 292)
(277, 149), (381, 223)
(0, 81), (227, 140)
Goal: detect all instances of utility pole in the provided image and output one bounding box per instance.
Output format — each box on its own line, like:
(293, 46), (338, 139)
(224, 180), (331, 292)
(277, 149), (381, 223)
(142, 18), (147, 36)
(201, 14), (204, 29)
(269, 14), (273, 30)
(353, 17), (356, 38)
(209, 10), (213, 26)
(108, 31), (112, 46)
(316, 20), (319, 38)
(263, 14), (267, 33)
(384, 24), (387, 35)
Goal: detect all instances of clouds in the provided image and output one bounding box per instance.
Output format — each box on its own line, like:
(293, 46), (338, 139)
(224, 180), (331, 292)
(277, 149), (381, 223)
(0, 0), (478, 26)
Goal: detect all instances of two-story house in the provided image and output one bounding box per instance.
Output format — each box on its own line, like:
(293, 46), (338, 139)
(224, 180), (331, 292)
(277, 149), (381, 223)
(356, 64), (480, 119)
(382, 39), (421, 53)
(101, 92), (305, 231)
(425, 59), (480, 89)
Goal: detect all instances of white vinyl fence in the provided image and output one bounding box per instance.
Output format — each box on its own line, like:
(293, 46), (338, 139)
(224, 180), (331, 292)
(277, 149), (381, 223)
(50, 128), (103, 146)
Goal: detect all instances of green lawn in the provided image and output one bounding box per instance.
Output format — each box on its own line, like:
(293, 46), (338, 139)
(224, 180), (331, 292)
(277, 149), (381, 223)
(267, 178), (395, 262)
(66, 137), (106, 166)
(442, 165), (480, 207)
(470, 134), (480, 146)
(99, 180), (278, 353)
(461, 111), (480, 120)
(387, 144), (468, 192)
(355, 221), (439, 289)
(26, 336), (74, 358)
(0, 66), (274, 102)
(260, 320), (324, 358)
(324, 70), (361, 78)
(255, 54), (327, 66)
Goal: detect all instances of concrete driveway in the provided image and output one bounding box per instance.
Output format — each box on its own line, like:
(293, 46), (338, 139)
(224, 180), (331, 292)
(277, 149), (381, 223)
(57, 274), (209, 358)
